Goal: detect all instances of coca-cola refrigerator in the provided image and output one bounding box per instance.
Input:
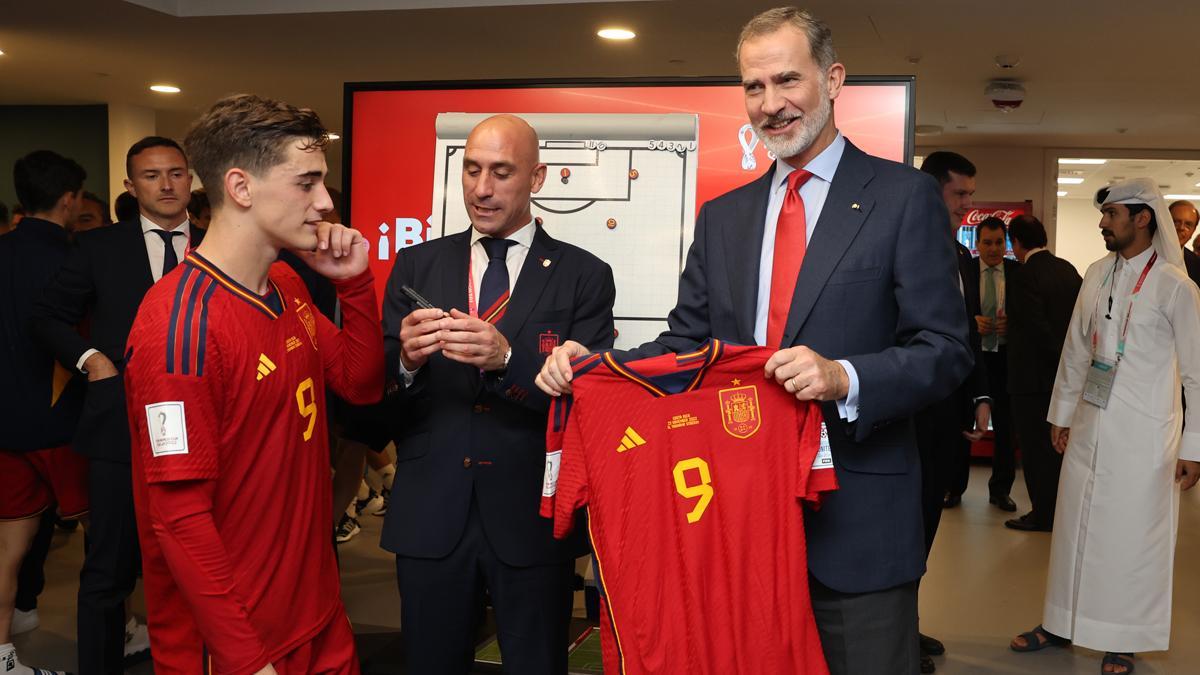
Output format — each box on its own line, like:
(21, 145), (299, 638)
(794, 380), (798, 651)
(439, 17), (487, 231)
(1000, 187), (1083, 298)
(955, 200), (1033, 258)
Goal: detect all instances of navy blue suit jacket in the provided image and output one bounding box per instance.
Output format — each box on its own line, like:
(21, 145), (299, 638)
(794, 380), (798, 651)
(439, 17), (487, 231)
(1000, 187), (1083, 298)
(31, 219), (204, 462)
(633, 141), (973, 593)
(0, 218), (85, 450)
(379, 224), (616, 567)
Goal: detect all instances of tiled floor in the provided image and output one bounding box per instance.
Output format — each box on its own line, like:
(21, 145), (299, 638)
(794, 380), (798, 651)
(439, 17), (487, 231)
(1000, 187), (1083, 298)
(13, 465), (1200, 673)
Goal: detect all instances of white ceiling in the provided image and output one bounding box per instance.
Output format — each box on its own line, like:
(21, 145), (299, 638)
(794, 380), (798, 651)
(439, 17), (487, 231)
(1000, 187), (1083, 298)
(1057, 158), (1200, 202)
(2, 0), (1199, 152)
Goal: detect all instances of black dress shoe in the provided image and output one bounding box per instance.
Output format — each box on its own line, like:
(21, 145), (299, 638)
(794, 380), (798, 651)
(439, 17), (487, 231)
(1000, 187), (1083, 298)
(920, 632), (945, 656)
(989, 494), (1017, 512)
(942, 493), (962, 508)
(920, 654), (936, 673)
(1005, 514), (1051, 532)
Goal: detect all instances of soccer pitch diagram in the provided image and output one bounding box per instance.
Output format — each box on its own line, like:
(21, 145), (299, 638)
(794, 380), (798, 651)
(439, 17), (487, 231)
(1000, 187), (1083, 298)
(429, 112), (700, 349)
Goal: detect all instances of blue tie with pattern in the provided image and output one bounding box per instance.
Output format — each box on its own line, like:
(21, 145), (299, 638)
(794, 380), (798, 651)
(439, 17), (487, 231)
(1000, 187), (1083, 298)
(477, 237), (515, 324)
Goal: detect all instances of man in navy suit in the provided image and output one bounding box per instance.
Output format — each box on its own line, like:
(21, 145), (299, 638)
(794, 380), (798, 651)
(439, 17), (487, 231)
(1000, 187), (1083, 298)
(538, 8), (971, 675)
(380, 114), (615, 675)
(32, 137), (200, 673)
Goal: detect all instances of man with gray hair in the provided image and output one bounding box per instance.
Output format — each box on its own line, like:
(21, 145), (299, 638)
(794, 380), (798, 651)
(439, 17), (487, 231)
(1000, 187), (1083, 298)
(538, 7), (971, 674)
(1169, 199), (1200, 286)
(1011, 179), (1200, 675)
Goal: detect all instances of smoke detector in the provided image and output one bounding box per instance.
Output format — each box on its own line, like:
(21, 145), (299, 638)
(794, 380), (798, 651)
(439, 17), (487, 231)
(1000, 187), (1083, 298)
(985, 80), (1025, 112)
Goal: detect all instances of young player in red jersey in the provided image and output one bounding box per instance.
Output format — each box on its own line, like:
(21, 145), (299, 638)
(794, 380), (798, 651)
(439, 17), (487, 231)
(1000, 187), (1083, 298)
(123, 94), (383, 675)
(542, 340), (836, 675)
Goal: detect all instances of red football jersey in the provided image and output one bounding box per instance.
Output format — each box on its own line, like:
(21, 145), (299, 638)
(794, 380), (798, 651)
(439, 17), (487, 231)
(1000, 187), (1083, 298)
(541, 341), (836, 675)
(125, 253), (382, 671)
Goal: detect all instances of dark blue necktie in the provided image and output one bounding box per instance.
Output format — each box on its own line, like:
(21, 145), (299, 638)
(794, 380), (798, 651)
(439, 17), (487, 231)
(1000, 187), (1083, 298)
(152, 229), (183, 277)
(478, 237), (515, 324)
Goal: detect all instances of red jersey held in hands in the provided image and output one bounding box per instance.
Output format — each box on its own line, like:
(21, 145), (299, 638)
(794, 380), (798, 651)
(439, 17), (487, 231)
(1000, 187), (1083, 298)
(541, 341), (836, 675)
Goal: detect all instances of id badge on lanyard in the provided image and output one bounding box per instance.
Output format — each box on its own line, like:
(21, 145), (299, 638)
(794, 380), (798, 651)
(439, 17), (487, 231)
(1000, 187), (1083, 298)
(1084, 252), (1156, 409)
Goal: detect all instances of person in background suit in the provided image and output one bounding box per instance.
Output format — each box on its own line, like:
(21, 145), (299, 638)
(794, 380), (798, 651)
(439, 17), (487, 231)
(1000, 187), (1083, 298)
(114, 191), (139, 224)
(0, 149), (90, 675)
(912, 150), (991, 672)
(1003, 215), (1081, 532)
(381, 114), (616, 675)
(967, 216), (1020, 511)
(31, 136), (200, 673)
(70, 191), (111, 233)
(1170, 200), (1200, 287)
(538, 9), (972, 675)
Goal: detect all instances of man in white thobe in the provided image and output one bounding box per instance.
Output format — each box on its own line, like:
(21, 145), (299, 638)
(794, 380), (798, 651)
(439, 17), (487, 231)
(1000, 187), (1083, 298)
(1010, 178), (1200, 674)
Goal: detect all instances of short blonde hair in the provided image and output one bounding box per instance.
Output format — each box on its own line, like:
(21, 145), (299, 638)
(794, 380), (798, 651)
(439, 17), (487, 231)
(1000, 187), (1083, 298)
(736, 7), (837, 71)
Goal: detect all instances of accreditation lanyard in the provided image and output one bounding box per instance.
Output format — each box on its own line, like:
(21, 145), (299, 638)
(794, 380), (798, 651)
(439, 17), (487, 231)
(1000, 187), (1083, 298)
(1092, 251), (1156, 361)
(467, 253), (479, 319)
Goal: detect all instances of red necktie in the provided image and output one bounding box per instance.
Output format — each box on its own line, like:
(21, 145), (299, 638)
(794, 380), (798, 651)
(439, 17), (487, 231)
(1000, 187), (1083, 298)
(767, 169), (814, 347)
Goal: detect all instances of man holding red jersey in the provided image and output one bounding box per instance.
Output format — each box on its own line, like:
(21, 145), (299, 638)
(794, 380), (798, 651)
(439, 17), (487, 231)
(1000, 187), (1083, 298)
(124, 94), (383, 674)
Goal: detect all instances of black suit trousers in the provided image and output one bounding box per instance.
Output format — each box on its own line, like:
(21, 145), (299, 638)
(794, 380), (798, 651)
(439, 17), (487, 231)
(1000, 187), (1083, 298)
(982, 349), (1016, 497)
(810, 576), (919, 675)
(1011, 393), (1062, 528)
(395, 493), (575, 675)
(77, 456), (141, 675)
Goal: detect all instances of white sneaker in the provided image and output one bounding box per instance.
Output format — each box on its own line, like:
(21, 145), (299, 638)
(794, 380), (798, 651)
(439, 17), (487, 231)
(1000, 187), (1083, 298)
(11, 608), (39, 635)
(335, 514), (361, 543)
(355, 489), (385, 517)
(123, 617), (150, 660)
(0, 645), (70, 675)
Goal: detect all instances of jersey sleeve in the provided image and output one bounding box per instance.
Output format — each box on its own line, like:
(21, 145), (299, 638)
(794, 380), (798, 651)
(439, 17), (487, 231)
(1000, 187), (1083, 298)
(318, 267), (385, 406)
(540, 395), (589, 539)
(798, 403), (838, 505)
(125, 286), (226, 485)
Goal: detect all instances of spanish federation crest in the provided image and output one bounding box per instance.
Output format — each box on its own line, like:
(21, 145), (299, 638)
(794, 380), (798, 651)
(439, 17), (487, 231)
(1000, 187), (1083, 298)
(718, 385), (761, 439)
(294, 299), (318, 350)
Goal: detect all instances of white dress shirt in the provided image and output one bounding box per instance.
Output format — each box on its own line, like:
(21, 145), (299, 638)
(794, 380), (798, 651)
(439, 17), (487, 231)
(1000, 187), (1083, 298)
(979, 260), (1007, 351)
(141, 215), (192, 283)
(751, 133), (859, 420)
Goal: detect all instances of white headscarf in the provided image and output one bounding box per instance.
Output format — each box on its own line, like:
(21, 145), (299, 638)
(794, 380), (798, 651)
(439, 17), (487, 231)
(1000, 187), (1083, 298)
(1093, 177), (1185, 271)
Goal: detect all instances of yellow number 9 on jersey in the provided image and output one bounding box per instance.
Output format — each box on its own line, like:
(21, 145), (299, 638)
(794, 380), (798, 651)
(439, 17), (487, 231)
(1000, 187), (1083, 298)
(296, 377), (317, 441)
(672, 457), (713, 524)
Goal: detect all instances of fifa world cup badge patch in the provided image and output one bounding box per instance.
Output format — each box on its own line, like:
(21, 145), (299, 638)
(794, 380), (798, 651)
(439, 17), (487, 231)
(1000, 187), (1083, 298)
(718, 385), (761, 439)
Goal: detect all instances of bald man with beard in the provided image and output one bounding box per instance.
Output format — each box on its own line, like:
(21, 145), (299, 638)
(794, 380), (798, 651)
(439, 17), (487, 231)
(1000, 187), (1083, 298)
(380, 114), (616, 675)
(1170, 200), (1200, 287)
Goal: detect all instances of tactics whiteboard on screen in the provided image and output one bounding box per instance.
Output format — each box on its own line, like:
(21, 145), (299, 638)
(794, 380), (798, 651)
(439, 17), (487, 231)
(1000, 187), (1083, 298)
(344, 77), (914, 348)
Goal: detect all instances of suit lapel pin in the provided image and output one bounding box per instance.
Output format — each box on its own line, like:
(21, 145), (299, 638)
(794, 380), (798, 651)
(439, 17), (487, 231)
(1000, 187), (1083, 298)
(542, 258), (551, 268)
(851, 203), (862, 211)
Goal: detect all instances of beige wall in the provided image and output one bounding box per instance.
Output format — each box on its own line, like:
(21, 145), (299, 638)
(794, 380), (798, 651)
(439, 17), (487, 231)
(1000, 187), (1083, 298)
(916, 145), (1047, 223)
(107, 103), (157, 206)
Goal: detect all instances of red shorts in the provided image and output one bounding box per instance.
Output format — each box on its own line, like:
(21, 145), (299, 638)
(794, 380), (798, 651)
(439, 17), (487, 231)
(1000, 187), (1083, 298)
(270, 612), (359, 675)
(195, 612), (359, 675)
(0, 445), (89, 520)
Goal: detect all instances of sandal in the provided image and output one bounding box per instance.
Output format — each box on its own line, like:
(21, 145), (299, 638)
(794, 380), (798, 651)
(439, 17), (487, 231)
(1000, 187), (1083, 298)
(1010, 624), (1069, 652)
(1101, 652), (1135, 674)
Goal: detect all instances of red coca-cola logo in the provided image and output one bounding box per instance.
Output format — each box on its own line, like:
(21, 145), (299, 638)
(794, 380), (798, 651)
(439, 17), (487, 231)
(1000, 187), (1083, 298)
(964, 209), (1019, 226)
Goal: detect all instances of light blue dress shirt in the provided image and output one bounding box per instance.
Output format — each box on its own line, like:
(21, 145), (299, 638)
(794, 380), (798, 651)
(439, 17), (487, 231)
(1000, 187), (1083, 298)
(752, 133), (860, 421)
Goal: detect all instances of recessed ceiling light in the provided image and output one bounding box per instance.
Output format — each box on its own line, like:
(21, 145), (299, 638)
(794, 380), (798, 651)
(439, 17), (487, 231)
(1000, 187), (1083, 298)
(1058, 158), (1106, 165)
(1057, 191), (1068, 197)
(327, 133), (341, 141)
(0, 49), (6, 56)
(1165, 194), (1200, 200)
(597, 28), (636, 40)
(1057, 177), (1085, 185)
(150, 85), (181, 94)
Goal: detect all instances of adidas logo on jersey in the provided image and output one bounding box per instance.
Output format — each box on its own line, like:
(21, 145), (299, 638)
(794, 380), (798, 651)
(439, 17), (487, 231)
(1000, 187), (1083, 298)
(256, 354), (277, 381)
(616, 426), (646, 453)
